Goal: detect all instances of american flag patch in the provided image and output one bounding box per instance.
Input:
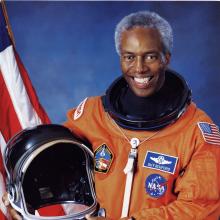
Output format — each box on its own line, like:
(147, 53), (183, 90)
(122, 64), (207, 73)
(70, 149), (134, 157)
(198, 122), (220, 145)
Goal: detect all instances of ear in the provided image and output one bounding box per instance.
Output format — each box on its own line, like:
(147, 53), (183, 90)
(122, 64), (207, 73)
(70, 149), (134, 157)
(164, 53), (171, 66)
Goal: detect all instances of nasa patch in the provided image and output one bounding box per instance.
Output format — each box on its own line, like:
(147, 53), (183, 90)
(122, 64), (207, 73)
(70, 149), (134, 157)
(73, 98), (88, 120)
(94, 144), (113, 174)
(145, 174), (167, 198)
(143, 151), (178, 174)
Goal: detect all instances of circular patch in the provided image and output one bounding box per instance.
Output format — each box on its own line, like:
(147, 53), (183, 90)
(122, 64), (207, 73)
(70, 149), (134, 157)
(145, 174), (167, 198)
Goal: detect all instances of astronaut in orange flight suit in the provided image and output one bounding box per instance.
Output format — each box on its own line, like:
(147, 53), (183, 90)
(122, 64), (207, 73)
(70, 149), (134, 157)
(65, 92), (220, 220)
(4, 10), (220, 220)
(63, 11), (220, 220)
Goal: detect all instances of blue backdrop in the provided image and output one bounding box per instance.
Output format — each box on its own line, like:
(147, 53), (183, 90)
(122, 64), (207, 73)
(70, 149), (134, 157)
(6, 1), (220, 125)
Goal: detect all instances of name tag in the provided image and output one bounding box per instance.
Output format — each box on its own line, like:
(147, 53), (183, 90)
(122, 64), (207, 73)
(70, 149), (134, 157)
(143, 151), (178, 174)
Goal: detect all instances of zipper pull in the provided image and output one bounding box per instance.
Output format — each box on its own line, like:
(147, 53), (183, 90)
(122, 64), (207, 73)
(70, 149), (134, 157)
(124, 138), (140, 174)
(130, 138), (140, 149)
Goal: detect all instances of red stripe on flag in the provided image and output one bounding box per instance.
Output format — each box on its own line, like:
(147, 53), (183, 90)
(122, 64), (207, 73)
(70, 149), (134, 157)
(0, 70), (22, 143)
(0, 67), (23, 219)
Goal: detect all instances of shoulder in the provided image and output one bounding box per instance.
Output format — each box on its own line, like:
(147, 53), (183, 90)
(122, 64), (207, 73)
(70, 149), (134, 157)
(171, 102), (219, 144)
(63, 96), (107, 141)
(63, 96), (102, 137)
(66, 96), (103, 122)
(188, 103), (220, 146)
(179, 102), (213, 126)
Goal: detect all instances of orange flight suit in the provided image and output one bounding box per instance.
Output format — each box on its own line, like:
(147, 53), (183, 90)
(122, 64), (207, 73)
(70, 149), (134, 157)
(64, 97), (220, 220)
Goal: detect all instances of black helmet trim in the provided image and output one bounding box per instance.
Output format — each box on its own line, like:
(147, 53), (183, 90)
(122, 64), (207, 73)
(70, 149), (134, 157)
(102, 70), (192, 131)
(21, 139), (93, 175)
(4, 124), (91, 174)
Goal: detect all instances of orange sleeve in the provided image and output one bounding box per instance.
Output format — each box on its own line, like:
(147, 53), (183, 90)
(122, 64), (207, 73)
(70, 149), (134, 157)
(63, 101), (92, 142)
(131, 133), (220, 220)
(63, 109), (85, 139)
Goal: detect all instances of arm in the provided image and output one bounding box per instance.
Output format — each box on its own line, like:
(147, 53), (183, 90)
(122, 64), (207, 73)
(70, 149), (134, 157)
(131, 140), (220, 219)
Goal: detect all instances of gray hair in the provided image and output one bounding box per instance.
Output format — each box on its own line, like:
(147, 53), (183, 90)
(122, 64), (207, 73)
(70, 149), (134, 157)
(115, 11), (173, 55)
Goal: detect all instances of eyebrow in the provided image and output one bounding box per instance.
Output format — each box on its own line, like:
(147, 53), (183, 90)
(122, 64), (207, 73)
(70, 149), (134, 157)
(121, 50), (159, 55)
(121, 51), (134, 54)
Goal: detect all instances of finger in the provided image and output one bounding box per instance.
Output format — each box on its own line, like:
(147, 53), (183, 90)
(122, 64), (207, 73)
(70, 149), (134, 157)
(85, 214), (98, 220)
(85, 215), (106, 220)
(2, 193), (22, 220)
(8, 206), (22, 220)
(2, 193), (10, 207)
(85, 214), (92, 219)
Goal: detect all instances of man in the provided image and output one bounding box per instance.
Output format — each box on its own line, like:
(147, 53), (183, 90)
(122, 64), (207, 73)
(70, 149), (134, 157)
(64, 11), (220, 220)
(5, 10), (220, 220)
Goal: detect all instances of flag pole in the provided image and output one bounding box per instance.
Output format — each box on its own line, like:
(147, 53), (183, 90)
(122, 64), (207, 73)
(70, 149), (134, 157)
(1, 0), (16, 47)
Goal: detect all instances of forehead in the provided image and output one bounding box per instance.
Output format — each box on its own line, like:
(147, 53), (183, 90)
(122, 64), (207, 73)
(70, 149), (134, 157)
(120, 27), (163, 53)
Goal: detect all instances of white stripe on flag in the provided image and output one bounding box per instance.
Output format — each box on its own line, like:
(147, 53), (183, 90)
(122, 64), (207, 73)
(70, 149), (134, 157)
(0, 45), (42, 129)
(0, 132), (6, 160)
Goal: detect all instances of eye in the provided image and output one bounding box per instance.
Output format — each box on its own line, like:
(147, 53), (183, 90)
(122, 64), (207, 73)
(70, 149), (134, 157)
(122, 54), (135, 62)
(144, 54), (158, 62)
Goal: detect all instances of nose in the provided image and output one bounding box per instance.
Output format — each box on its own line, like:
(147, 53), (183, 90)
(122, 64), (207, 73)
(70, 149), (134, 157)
(134, 56), (147, 74)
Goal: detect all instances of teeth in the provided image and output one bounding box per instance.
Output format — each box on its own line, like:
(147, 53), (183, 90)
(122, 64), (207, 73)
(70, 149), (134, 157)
(134, 77), (150, 84)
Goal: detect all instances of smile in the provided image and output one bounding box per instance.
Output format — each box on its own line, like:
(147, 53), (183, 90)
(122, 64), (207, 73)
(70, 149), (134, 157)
(133, 76), (153, 84)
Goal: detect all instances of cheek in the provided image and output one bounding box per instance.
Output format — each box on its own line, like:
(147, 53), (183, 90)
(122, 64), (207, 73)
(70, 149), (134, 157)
(121, 62), (130, 74)
(151, 63), (166, 75)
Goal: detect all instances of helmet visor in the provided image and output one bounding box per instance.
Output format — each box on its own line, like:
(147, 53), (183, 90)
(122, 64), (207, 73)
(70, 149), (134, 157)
(21, 141), (96, 218)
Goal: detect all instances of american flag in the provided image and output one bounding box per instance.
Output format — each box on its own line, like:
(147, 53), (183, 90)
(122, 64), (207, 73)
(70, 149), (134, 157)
(198, 122), (220, 145)
(0, 2), (82, 218)
(0, 1), (57, 219)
